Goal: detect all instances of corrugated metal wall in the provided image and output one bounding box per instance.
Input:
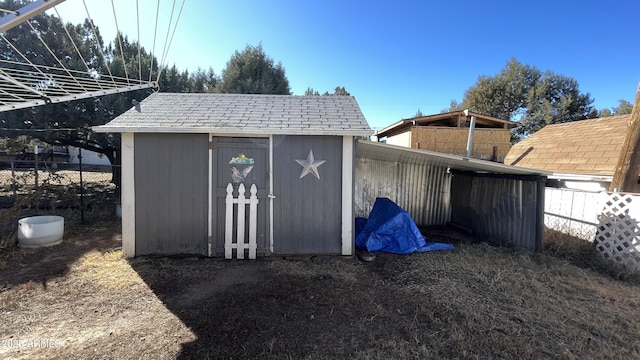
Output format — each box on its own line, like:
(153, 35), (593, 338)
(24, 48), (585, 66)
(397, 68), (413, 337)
(354, 157), (451, 226)
(450, 171), (544, 251)
(355, 141), (545, 251)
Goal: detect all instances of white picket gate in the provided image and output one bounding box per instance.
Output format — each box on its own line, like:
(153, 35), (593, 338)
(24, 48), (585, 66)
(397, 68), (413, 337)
(225, 183), (259, 259)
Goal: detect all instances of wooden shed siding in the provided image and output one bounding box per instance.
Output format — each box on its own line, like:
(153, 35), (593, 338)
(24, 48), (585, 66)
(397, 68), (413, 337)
(411, 127), (511, 159)
(272, 135), (343, 254)
(134, 133), (209, 256)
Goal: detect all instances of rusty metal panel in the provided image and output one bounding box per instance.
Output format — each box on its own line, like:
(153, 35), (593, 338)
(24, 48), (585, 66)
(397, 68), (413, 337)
(354, 157), (452, 226)
(450, 172), (543, 251)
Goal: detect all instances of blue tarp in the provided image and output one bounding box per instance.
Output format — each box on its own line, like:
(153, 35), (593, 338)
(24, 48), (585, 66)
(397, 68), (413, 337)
(355, 198), (453, 254)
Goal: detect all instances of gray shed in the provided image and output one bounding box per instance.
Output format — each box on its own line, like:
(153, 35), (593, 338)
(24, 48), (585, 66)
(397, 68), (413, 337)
(94, 93), (372, 258)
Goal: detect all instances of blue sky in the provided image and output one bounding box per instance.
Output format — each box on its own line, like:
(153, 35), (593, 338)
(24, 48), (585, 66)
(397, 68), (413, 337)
(52, 0), (639, 130)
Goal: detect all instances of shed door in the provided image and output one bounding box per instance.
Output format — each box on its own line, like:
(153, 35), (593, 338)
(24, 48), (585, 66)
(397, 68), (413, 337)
(272, 135), (343, 255)
(211, 137), (269, 256)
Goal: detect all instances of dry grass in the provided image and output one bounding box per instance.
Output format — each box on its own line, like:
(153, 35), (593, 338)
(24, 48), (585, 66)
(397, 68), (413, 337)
(1, 221), (639, 359)
(73, 250), (144, 289)
(544, 228), (640, 282)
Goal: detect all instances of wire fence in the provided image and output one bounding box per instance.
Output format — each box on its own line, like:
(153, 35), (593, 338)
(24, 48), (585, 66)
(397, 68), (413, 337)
(0, 159), (120, 248)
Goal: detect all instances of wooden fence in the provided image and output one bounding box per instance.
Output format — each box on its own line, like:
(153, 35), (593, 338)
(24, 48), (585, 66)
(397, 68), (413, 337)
(225, 183), (259, 259)
(545, 188), (640, 272)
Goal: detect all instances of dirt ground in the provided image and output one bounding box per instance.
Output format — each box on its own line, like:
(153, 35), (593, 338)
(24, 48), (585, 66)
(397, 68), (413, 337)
(1, 219), (639, 359)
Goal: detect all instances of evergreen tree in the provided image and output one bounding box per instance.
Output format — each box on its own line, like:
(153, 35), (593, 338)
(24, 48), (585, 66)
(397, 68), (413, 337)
(215, 44), (290, 95)
(446, 58), (594, 141)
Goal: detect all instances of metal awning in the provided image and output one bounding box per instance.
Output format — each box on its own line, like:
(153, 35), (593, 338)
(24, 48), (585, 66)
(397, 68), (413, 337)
(355, 140), (551, 177)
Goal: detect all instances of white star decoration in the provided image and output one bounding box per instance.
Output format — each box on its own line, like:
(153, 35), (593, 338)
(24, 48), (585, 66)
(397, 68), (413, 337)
(295, 149), (326, 179)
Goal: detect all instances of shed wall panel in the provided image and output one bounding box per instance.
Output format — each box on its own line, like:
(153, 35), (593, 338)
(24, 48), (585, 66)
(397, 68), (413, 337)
(354, 157), (451, 226)
(450, 173), (541, 250)
(134, 133), (208, 256)
(273, 135), (343, 254)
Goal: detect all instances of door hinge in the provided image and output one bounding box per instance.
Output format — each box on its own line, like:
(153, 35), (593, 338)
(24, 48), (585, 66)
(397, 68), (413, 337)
(208, 141), (213, 150)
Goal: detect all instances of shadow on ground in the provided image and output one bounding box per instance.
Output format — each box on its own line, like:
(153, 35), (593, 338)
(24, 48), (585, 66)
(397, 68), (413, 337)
(127, 228), (469, 359)
(129, 256), (390, 359)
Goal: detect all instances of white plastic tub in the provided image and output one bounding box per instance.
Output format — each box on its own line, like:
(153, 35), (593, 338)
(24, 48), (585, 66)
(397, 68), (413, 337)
(17, 215), (64, 248)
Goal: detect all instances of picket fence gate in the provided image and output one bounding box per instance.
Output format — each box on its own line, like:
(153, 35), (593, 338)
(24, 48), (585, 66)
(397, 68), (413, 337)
(225, 183), (258, 259)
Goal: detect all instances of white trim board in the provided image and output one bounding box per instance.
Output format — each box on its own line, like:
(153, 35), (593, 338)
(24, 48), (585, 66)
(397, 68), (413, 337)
(121, 133), (135, 258)
(269, 135), (275, 254)
(341, 136), (354, 256)
(208, 133), (213, 256)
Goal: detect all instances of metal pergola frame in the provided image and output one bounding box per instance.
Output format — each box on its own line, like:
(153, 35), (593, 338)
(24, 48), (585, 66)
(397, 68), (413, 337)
(0, 0), (183, 113)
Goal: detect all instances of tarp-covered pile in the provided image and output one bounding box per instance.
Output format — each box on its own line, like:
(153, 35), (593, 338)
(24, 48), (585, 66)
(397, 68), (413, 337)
(355, 198), (453, 254)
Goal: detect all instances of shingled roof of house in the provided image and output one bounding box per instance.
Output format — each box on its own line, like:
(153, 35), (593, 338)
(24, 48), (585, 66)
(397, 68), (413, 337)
(504, 114), (631, 176)
(94, 93), (373, 136)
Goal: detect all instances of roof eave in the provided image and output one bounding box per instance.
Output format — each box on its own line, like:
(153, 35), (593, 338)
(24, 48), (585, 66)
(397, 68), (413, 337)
(375, 120), (407, 137)
(548, 173), (614, 182)
(92, 126), (374, 137)
(376, 111), (519, 138)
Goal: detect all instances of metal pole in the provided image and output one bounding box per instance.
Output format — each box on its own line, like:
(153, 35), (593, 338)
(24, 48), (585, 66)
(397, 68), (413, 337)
(34, 142), (39, 212)
(0, 0), (67, 33)
(535, 177), (547, 252)
(79, 148), (84, 223)
(10, 160), (16, 199)
(465, 115), (477, 158)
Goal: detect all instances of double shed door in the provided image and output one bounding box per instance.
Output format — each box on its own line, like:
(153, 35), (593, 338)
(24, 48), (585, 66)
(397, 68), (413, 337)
(211, 135), (344, 256)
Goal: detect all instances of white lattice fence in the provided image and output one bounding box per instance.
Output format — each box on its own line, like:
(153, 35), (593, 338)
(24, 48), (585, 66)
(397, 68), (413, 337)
(595, 192), (640, 272)
(224, 183), (259, 260)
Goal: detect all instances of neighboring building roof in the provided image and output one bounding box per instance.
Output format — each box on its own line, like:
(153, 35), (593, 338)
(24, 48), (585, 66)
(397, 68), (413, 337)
(93, 93), (373, 136)
(504, 114), (631, 176)
(376, 110), (518, 138)
(356, 140), (550, 176)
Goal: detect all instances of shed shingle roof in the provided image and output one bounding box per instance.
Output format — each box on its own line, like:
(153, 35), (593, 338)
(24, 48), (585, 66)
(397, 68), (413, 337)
(94, 93), (372, 136)
(504, 115), (631, 176)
